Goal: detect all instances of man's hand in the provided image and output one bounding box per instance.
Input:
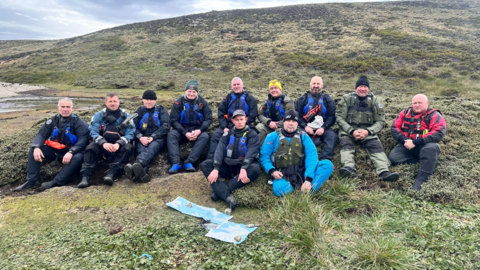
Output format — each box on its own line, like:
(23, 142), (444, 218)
(223, 128), (229, 134)
(272, 171), (283, 180)
(315, 128), (325, 136)
(305, 126), (314, 135)
(33, 148), (45, 162)
(238, 169), (250, 184)
(404, 139), (415, 150)
(268, 121), (278, 130)
(187, 130), (201, 141)
(354, 129), (368, 140)
(62, 152), (73, 164)
(208, 170), (219, 184)
(139, 137), (152, 146)
(103, 143), (119, 153)
(301, 181), (312, 192)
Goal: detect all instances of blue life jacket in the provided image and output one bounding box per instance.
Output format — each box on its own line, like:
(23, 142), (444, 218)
(265, 96), (285, 121)
(225, 130), (248, 160)
(303, 93), (327, 120)
(180, 102), (204, 126)
(227, 93), (249, 119)
(139, 106), (161, 135)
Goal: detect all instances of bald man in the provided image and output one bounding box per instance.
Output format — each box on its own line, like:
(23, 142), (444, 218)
(390, 94), (447, 191)
(206, 77), (258, 159)
(295, 76), (337, 160)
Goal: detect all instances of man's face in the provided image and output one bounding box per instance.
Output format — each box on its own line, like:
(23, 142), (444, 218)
(269, 85), (281, 98)
(143, 99), (156, 109)
(284, 120), (298, 133)
(356, 85), (369, 97)
(185, 89), (198, 100)
(310, 77), (323, 94)
(232, 115), (246, 129)
(57, 100), (73, 117)
(105, 96), (120, 111)
(412, 95), (429, 114)
(231, 79), (244, 94)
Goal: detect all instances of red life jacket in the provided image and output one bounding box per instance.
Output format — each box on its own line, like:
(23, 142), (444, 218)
(400, 107), (439, 139)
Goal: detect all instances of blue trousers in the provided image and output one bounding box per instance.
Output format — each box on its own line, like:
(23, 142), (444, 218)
(272, 159), (334, 197)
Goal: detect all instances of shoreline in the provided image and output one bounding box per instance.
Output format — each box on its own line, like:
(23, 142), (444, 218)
(0, 82), (51, 98)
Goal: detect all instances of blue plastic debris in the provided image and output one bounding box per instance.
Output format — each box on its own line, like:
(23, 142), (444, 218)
(133, 253), (152, 260)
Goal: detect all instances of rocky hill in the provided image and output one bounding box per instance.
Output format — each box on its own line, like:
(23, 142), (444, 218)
(0, 0), (479, 97)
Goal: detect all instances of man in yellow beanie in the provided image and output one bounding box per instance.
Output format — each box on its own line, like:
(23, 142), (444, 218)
(255, 79), (294, 146)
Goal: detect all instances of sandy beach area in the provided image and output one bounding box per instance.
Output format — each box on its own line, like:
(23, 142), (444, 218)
(0, 82), (49, 98)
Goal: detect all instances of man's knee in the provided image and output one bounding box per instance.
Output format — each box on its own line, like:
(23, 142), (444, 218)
(323, 129), (338, 142)
(167, 129), (181, 141)
(85, 142), (99, 152)
(272, 179), (294, 197)
(364, 139), (385, 154)
(339, 136), (354, 150)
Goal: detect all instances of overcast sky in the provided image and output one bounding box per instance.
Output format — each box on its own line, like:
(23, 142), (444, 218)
(0, 0), (388, 40)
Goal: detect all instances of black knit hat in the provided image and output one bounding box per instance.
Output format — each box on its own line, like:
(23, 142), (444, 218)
(284, 110), (299, 122)
(355, 75), (370, 89)
(185, 80), (199, 92)
(142, 90), (157, 100)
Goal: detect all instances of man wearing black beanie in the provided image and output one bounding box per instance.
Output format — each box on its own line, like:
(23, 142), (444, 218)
(123, 89), (170, 183)
(336, 76), (400, 182)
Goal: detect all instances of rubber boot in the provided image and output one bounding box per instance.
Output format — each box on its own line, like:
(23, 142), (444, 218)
(210, 191), (219, 202)
(132, 162), (150, 183)
(14, 180), (40, 192)
(225, 194), (237, 212)
(104, 166), (121, 186)
(413, 171), (429, 191)
(124, 164), (134, 181)
(339, 167), (357, 178)
(41, 180), (57, 190)
(379, 171), (400, 182)
(78, 176), (91, 188)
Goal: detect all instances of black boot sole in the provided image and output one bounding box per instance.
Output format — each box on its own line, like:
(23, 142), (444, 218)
(132, 163), (150, 183)
(124, 164), (134, 181)
(381, 172), (400, 182)
(339, 168), (357, 178)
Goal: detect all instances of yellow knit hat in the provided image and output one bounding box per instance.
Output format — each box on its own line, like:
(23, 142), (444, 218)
(269, 79), (282, 90)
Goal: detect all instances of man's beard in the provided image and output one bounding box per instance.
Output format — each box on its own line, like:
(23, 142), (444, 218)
(311, 87), (322, 94)
(284, 126), (297, 133)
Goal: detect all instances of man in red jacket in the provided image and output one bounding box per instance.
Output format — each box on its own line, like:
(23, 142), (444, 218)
(389, 94), (447, 191)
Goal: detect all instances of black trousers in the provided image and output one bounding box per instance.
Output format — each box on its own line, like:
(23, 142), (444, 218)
(200, 159), (261, 201)
(308, 128), (338, 160)
(206, 128), (225, 160)
(389, 142), (440, 174)
(167, 129), (209, 165)
(135, 139), (165, 171)
(26, 145), (83, 186)
(82, 141), (133, 172)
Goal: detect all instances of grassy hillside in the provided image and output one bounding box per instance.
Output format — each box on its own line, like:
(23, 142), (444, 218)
(1, 0), (480, 97)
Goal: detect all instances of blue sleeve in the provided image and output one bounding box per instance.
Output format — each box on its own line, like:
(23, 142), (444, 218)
(259, 132), (278, 174)
(302, 133), (318, 179)
(89, 112), (103, 139)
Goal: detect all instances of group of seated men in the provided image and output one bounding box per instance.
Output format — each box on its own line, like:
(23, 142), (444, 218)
(15, 76), (447, 212)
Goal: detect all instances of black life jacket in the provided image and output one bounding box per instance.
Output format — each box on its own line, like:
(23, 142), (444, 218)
(46, 115), (78, 149)
(346, 94), (375, 126)
(99, 109), (127, 143)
